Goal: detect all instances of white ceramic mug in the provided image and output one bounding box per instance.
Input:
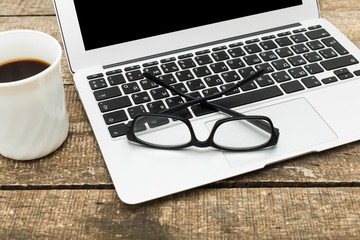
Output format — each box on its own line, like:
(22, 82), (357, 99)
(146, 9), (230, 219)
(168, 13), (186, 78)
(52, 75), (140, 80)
(0, 30), (69, 160)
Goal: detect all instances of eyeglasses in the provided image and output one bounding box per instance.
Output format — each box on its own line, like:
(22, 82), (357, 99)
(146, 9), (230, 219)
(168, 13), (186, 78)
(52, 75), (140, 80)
(125, 70), (279, 151)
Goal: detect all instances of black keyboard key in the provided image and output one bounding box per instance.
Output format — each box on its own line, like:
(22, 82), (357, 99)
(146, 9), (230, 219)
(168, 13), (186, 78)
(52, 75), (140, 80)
(178, 58), (196, 69)
(204, 75), (223, 87)
(245, 38), (259, 44)
(238, 67), (256, 78)
(243, 54), (262, 65)
(228, 47), (245, 57)
(176, 70), (194, 81)
(221, 71), (241, 82)
(272, 71), (291, 83)
(288, 67), (308, 78)
(291, 43), (309, 54)
(108, 123), (127, 138)
(166, 96), (185, 108)
(93, 86), (121, 101)
(308, 25), (322, 30)
(158, 74), (176, 84)
(202, 87), (220, 97)
(275, 47), (294, 58)
(108, 74), (126, 86)
(319, 48), (338, 59)
(103, 110), (128, 125)
(161, 62), (179, 73)
(240, 81), (257, 91)
(255, 63), (274, 73)
(219, 83), (240, 95)
(322, 76), (338, 84)
(106, 69), (122, 76)
(272, 59), (291, 70)
(186, 79), (206, 91)
(303, 52), (322, 62)
(210, 62), (229, 73)
(320, 55), (359, 70)
(244, 43), (262, 54)
(280, 80), (305, 93)
(143, 66), (161, 76)
(354, 70), (360, 76)
(304, 63), (324, 75)
(98, 96), (132, 113)
(305, 28), (330, 39)
(255, 75), (275, 87)
(307, 40), (325, 50)
(338, 72), (354, 80)
(142, 61), (158, 68)
(259, 40), (277, 50)
(124, 65), (140, 71)
(128, 105), (147, 118)
(193, 66), (211, 77)
(150, 87), (169, 100)
(259, 51), (278, 61)
(122, 82), (141, 94)
(147, 100), (166, 113)
(211, 51), (230, 61)
(87, 73), (104, 79)
(322, 37), (349, 55)
(301, 76), (322, 88)
(131, 92), (151, 104)
(226, 58), (245, 69)
(195, 54), (213, 65)
(139, 79), (158, 90)
(125, 70), (143, 81)
(288, 55), (306, 66)
(195, 49), (210, 55)
(171, 83), (188, 94)
(290, 33), (308, 43)
(160, 57), (176, 63)
(89, 78), (107, 90)
(275, 37), (293, 47)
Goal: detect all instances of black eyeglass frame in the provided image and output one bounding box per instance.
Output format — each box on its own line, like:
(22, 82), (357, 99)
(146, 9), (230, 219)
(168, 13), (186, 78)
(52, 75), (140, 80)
(127, 113), (278, 151)
(126, 70), (280, 151)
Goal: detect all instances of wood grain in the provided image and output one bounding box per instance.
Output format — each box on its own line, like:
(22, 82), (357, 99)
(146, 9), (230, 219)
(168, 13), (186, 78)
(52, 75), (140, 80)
(1, 188), (360, 239)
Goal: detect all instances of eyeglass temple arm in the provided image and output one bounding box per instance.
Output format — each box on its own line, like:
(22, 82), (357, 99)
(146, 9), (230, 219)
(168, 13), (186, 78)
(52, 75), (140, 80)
(143, 71), (278, 134)
(143, 70), (264, 107)
(142, 70), (263, 116)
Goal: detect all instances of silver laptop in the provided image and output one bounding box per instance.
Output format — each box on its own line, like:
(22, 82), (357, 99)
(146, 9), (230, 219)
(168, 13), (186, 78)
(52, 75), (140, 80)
(53, 0), (360, 204)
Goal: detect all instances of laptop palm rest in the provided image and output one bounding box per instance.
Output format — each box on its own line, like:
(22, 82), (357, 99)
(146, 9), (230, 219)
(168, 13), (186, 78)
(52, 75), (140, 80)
(205, 98), (338, 168)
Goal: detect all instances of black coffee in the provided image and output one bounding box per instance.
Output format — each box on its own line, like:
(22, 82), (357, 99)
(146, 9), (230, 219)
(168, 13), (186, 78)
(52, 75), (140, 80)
(0, 58), (50, 83)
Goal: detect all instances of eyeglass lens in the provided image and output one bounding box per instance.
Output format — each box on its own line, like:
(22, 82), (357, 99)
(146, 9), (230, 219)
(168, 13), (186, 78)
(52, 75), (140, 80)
(133, 115), (192, 147)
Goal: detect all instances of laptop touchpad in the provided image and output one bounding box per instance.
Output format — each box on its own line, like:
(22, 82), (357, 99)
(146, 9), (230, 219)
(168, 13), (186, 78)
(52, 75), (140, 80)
(205, 98), (337, 168)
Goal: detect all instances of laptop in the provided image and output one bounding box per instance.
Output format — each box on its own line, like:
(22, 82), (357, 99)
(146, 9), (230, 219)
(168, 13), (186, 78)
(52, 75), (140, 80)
(53, 0), (360, 204)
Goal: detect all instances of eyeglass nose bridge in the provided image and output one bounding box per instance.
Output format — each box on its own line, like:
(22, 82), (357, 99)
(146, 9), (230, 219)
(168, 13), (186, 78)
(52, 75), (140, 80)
(188, 126), (217, 148)
(192, 138), (212, 148)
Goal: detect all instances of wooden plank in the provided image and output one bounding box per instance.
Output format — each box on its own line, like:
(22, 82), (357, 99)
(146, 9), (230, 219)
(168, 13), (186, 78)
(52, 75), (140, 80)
(0, 0), (54, 16)
(1, 188), (360, 239)
(319, 0), (360, 11)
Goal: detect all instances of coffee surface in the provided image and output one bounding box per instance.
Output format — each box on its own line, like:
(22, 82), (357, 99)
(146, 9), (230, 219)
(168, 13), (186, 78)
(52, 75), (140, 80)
(0, 58), (50, 83)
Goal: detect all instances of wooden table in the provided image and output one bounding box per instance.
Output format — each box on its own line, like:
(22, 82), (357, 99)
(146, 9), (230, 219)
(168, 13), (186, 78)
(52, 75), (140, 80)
(1, 0), (360, 239)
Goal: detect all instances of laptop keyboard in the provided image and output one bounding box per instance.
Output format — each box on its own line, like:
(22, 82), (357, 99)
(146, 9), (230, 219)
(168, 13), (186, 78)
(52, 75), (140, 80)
(86, 25), (360, 138)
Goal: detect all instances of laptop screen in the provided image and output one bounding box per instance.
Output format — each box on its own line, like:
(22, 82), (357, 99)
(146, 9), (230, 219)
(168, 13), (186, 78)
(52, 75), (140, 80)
(74, 0), (303, 51)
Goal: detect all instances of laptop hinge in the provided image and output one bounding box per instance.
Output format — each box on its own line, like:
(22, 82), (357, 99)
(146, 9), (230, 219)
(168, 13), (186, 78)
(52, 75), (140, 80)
(103, 22), (301, 69)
